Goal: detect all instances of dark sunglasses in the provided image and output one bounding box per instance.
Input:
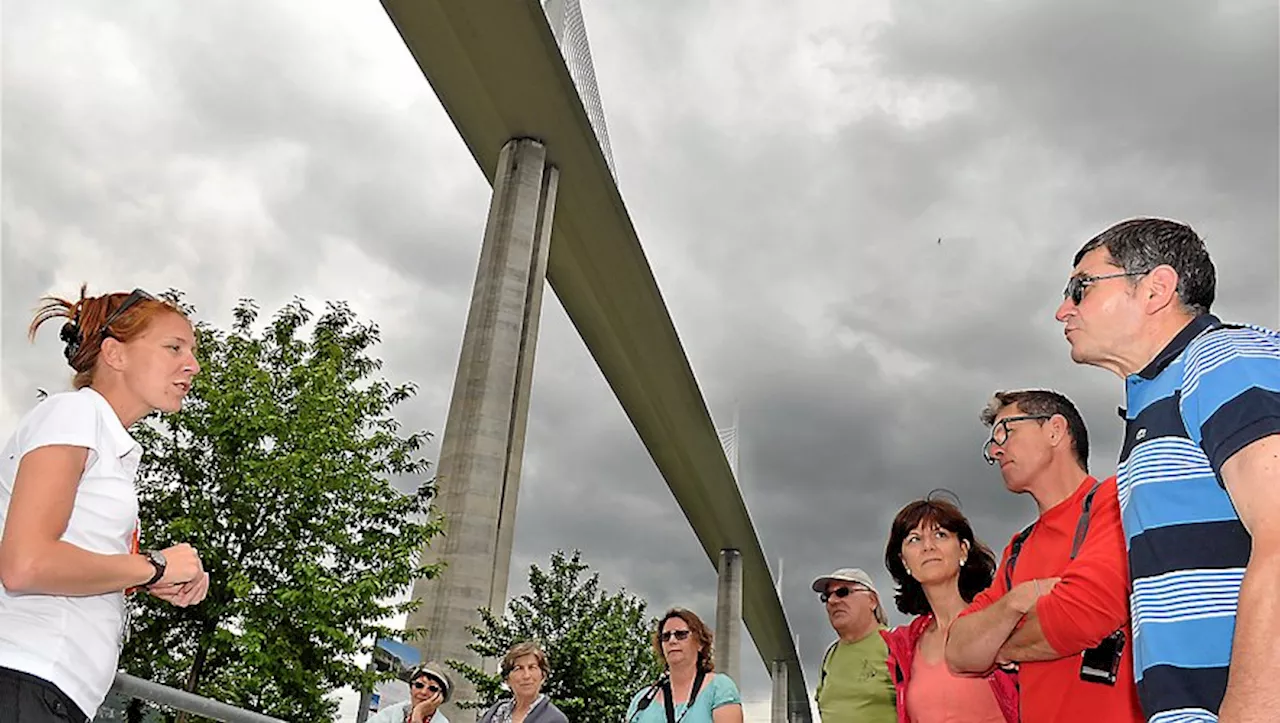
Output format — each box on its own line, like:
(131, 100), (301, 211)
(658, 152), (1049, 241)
(1062, 271), (1148, 305)
(100, 288), (159, 340)
(660, 629), (692, 642)
(411, 681), (442, 693)
(820, 586), (865, 603)
(60, 288), (158, 361)
(982, 414), (1052, 465)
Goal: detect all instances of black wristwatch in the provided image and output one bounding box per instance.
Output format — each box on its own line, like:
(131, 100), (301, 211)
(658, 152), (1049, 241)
(141, 549), (166, 587)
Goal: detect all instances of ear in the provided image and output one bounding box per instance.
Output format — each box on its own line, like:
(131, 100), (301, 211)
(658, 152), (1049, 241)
(1143, 265), (1181, 313)
(1046, 413), (1068, 448)
(98, 336), (128, 372)
(960, 539), (971, 559)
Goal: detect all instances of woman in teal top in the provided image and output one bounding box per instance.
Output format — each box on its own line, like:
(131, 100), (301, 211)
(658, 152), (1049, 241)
(624, 608), (743, 723)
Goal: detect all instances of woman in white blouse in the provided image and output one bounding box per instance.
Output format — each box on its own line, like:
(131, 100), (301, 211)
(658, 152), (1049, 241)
(0, 286), (210, 723)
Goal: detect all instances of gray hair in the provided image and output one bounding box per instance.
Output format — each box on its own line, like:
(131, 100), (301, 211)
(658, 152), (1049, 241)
(1073, 217), (1215, 315)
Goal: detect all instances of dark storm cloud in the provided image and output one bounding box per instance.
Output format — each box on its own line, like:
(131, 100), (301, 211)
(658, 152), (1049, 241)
(3, 0), (1276, 717)
(526, 0), (1278, 702)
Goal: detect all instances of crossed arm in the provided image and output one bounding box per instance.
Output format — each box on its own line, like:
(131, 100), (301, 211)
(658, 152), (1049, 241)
(947, 481), (1131, 675)
(945, 578), (1057, 675)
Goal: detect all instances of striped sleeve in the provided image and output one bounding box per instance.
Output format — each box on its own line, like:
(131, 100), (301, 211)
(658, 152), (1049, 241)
(1180, 326), (1280, 475)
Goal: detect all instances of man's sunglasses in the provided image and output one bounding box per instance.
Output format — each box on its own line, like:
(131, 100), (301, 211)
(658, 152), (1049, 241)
(660, 629), (692, 642)
(819, 586), (866, 603)
(411, 681), (442, 693)
(1062, 271), (1149, 305)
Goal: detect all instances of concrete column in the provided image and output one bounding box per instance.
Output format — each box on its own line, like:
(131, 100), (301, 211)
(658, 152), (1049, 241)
(715, 549), (743, 685)
(405, 138), (558, 722)
(770, 660), (788, 723)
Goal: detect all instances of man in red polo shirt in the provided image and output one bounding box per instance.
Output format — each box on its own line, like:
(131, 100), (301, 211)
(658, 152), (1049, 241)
(945, 389), (1142, 723)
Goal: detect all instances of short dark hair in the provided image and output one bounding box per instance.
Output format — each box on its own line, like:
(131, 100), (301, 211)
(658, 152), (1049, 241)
(884, 497), (998, 616)
(654, 608), (715, 673)
(1073, 217), (1216, 315)
(981, 389), (1090, 472)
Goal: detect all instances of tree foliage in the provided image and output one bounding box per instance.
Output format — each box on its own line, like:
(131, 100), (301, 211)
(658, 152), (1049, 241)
(453, 550), (662, 723)
(120, 296), (442, 721)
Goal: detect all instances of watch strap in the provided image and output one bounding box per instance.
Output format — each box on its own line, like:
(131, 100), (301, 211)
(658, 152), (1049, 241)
(142, 549), (165, 587)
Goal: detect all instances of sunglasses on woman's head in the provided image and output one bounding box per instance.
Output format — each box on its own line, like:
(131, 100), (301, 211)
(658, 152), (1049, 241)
(100, 288), (158, 339)
(660, 629), (692, 642)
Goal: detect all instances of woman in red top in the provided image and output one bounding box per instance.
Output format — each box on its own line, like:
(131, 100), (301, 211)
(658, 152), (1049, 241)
(881, 496), (1018, 723)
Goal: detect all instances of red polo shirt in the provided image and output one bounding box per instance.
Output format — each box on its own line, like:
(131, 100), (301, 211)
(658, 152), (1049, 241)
(961, 476), (1143, 723)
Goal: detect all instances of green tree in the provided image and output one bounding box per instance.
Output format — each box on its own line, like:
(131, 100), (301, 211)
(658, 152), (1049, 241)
(119, 296), (443, 722)
(453, 550), (663, 723)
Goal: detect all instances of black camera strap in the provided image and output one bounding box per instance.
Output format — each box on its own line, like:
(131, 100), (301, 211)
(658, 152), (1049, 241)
(662, 669), (707, 723)
(1003, 477), (1104, 589)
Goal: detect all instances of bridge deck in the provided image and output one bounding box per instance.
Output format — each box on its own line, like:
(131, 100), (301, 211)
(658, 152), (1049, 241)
(378, 1), (811, 716)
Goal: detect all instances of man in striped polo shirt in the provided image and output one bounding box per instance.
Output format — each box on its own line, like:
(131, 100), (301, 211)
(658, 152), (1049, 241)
(1055, 217), (1280, 722)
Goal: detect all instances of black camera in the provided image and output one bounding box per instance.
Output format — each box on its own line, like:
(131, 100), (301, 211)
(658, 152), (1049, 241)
(1079, 630), (1125, 685)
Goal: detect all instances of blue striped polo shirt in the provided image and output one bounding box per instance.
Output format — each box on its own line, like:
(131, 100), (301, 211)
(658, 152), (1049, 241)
(1117, 313), (1280, 722)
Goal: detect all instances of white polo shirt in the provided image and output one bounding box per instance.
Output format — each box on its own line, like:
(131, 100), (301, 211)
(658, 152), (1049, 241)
(0, 387), (142, 718)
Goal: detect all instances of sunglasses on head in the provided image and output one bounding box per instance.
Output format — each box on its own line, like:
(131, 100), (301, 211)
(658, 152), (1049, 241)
(660, 629), (692, 643)
(100, 288), (158, 338)
(61, 288), (158, 362)
(411, 680), (441, 693)
(820, 585), (865, 603)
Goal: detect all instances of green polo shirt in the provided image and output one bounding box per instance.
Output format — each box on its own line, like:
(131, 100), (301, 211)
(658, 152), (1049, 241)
(815, 628), (895, 723)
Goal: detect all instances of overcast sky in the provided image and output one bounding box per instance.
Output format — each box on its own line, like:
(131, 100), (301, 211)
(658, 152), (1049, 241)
(2, 1), (1277, 720)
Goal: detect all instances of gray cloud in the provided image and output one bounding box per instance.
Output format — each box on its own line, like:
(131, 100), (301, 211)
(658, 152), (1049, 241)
(3, 0), (1276, 718)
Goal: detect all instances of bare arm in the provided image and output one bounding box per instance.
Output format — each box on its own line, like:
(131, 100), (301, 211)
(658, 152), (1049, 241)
(712, 703), (743, 723)
(1217, 435), (1280, 722)
(946, 580), (1043, 675)
(0, 446), (204, 595)
(0, 446), (155, 595)
(996, 607), (1061, 663)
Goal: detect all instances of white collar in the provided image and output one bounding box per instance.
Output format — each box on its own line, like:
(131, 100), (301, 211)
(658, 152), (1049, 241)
(80, 386), (142, 458)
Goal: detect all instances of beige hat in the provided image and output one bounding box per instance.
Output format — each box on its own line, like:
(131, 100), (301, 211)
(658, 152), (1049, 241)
(811, 567), (878, 595)
(408, 662), (453, 703)
(811, 567), (888, 625)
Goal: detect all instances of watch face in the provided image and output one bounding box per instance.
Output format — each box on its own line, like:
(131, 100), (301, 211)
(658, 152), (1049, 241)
(149, 550), (166, 566)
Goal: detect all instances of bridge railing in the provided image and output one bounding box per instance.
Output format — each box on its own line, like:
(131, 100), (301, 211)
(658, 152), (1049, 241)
(93, 672), (285, 723)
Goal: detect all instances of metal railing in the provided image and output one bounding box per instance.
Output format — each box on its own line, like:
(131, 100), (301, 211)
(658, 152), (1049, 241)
(98, 673), (285, 723)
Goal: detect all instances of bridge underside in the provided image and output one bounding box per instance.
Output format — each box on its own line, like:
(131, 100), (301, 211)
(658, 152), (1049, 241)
(378, 1), (811, 717)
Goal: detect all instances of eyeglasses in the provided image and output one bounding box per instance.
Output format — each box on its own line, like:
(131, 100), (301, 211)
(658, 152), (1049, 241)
(100, 288), (158, 340)
(819, 586), (867, 604)
(660, 629), (692, 642)
(982, 414), (1052, 465)
(411, 681), (442, 693)
(1062, 271), (1149, 305)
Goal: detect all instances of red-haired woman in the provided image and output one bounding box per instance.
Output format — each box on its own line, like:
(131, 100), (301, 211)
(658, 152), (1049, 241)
(882, 497), (1018, 723)
(0, 287), (209, 723)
